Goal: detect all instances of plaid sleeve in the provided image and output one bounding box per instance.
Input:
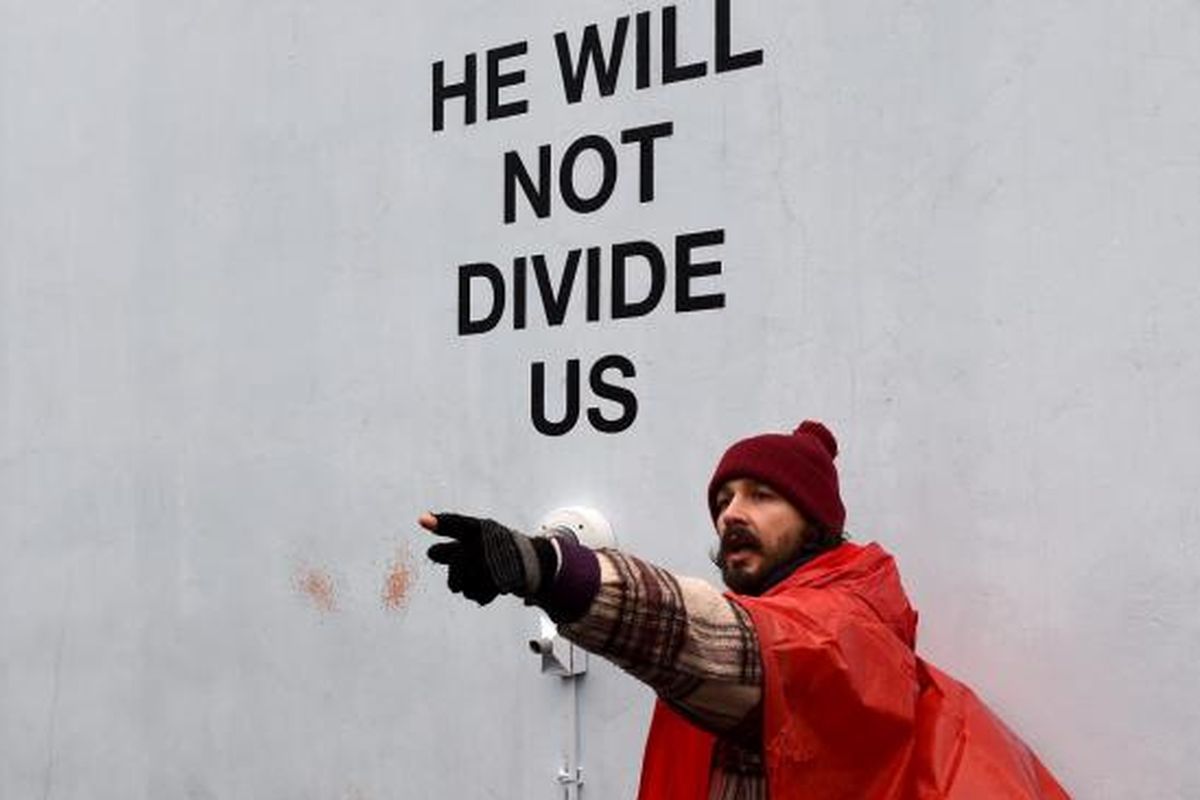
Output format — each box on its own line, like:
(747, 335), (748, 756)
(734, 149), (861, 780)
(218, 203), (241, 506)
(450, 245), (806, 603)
(557, 549), (762, 736)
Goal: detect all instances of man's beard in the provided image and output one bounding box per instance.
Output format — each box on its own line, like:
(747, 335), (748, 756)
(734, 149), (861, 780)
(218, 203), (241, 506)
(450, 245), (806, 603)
(711, 525), (771, 595)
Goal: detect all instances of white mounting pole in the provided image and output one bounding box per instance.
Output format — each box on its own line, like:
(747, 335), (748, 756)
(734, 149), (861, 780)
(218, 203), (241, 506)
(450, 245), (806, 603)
(533, 506), (616, 800)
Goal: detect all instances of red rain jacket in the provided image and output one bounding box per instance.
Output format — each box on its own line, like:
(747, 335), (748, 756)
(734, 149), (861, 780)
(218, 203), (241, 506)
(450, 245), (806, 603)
(637, 542), (1068, 799)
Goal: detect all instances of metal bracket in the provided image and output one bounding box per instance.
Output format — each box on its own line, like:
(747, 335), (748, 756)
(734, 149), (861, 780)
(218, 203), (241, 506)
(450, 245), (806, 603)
(529, 611), (588, 676)
(555, 766), (584, 787)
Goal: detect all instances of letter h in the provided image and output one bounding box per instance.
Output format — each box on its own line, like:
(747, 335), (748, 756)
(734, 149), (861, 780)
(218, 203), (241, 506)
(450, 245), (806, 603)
(432, 54), (477, 132)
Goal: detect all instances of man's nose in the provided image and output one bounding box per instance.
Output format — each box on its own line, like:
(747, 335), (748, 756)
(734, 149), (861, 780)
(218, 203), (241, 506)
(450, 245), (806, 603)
(718, 494), (749, 533)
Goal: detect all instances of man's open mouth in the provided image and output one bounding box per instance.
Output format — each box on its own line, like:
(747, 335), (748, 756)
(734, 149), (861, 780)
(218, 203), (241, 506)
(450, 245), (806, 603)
(720, 527), (761, 561)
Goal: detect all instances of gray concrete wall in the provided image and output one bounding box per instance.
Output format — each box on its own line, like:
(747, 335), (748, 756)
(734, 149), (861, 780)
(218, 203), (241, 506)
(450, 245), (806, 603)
(3, 1), (1198, 797)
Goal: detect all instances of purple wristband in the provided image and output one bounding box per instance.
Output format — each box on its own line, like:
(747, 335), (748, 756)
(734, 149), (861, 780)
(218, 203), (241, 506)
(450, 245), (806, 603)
(535, 536), (601, 623)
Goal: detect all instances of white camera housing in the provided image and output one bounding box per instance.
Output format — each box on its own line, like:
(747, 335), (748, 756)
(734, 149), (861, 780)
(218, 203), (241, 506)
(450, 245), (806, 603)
(530, 506), (615, 676)
(537, 506), (617, 550)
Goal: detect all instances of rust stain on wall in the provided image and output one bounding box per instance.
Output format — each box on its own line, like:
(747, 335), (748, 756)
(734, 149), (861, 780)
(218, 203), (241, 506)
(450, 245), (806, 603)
(382, 545), (415, 611)
(295, 567), (338, 613)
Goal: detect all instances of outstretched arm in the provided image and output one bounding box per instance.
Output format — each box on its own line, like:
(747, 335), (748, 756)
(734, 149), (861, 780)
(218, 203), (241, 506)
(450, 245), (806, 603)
(421, 511), (762, 740)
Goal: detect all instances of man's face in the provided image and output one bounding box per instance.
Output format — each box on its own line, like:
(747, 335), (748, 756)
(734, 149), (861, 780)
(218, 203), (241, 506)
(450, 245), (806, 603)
(713, 478), (808, 595)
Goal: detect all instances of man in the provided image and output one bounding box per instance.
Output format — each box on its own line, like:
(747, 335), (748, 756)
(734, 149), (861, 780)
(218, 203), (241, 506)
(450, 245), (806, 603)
(422, 420), (1069, 798)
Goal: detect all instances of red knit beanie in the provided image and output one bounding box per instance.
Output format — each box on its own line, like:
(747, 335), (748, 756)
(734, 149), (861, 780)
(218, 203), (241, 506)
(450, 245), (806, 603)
(707, 420), (846, 534)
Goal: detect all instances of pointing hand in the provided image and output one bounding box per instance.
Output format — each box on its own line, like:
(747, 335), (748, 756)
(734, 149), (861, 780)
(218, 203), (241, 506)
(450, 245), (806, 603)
(423, 512), (556, 606)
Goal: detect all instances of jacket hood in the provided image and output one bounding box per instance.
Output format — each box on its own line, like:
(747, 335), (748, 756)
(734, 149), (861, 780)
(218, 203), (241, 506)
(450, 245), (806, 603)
(761, 541), (919, 649)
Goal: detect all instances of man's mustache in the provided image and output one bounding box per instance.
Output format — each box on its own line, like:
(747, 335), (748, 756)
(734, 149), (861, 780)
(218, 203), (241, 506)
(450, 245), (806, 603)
(710, 525), (762, 567)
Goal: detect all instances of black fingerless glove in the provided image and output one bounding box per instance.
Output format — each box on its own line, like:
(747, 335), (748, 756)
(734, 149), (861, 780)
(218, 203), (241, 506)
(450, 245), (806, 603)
(426, 513), (559, 606)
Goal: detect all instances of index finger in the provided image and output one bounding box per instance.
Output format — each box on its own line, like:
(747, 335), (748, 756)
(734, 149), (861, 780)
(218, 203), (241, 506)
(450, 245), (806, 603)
(419, 512), (478, 542)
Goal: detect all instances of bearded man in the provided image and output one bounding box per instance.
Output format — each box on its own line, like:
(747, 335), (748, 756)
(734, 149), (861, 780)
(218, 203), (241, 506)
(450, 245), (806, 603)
(422, 420), (1069, 798)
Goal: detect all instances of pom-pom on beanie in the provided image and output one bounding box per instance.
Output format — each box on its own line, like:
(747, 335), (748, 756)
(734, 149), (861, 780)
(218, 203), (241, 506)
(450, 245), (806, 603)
(707, 420), (846, 534)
